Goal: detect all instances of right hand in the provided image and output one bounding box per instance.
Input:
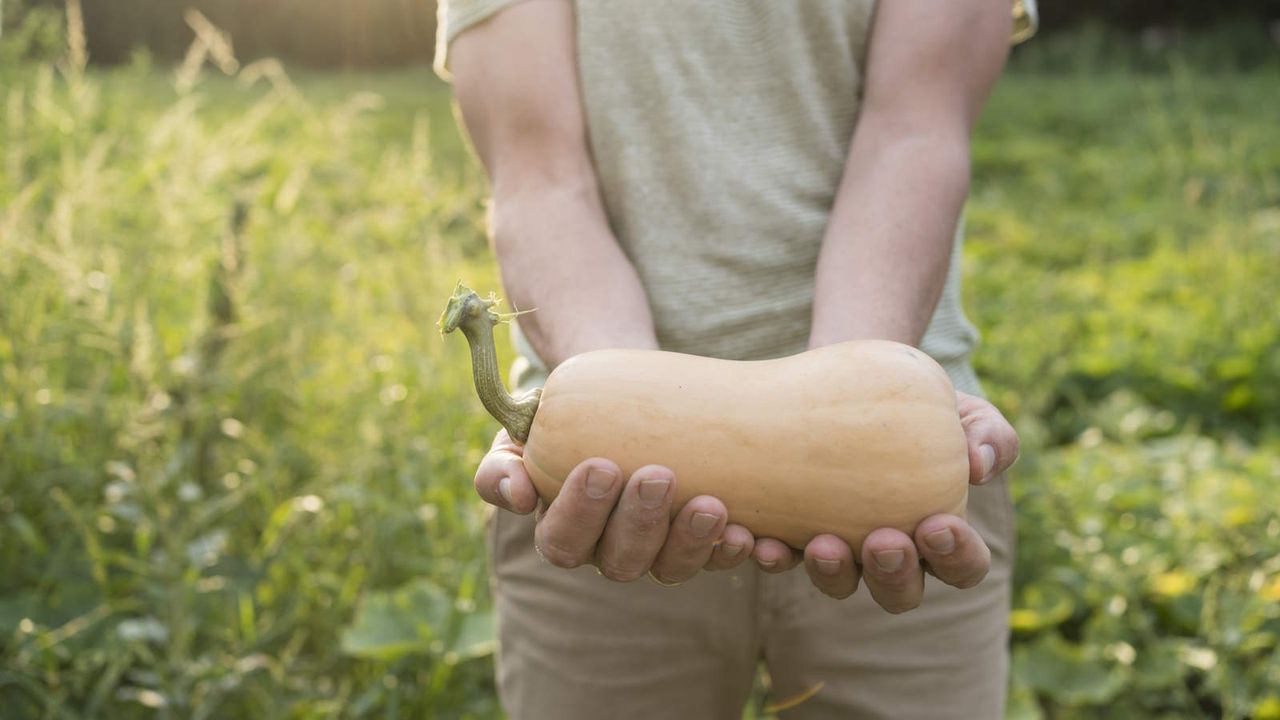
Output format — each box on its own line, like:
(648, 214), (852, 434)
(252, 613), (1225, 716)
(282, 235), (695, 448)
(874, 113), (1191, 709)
(474, 429), (757, 585)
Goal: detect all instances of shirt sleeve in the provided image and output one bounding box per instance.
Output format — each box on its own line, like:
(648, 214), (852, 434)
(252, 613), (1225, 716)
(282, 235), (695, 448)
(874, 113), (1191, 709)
(1011, 0), (1039, 45)
(433, 0), (530, 80)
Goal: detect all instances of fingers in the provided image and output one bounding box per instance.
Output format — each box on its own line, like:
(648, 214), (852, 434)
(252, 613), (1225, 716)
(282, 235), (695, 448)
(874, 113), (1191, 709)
(915, 514), (991, 590)
(752, 537), (801, 574)
(956, 391), (1020, 485)
(474, 429), (539, 514)
(649, 495), (728, 585)
(803, 534), (860, 599)
(860, 528), (925, 614)
(595, 465), (676, 582)
(704, 524), (755, 571)
(533, 458), (623, 569)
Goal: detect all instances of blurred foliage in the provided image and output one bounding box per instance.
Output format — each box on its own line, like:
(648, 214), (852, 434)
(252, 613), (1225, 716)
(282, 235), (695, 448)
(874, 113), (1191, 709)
(968, 67), (1280, 443)
(969, 54), (1280, 720)
(1009, 19), (1280, 74)
(1, 12), (495, 718)
(10, 0), (436, 67)
(0, 0), (67, 64)
(1005, 431), (1280, 718)
(5, 0), (1280, 68)
(1037, 0), (1280, 31)
(2, 9), (1279, 720)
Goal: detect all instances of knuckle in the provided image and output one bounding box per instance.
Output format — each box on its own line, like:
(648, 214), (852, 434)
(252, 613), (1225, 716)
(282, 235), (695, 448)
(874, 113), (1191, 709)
(628, 508), (668, 534)
(504, 454), (525, 475)
(672, 533), (714, 557)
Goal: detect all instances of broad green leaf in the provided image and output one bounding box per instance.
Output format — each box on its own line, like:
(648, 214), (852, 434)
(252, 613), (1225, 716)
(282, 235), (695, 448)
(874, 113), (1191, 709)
(1014, 634), (1127, 706)
(445, 610), (495, 665)
(340, 579), (451, 660)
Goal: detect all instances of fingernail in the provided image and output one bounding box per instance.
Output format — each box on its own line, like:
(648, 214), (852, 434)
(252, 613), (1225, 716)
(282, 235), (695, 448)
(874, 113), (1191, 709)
(925, 528), (956, 555)
(758, 558), (778, 570)
(497, 477), (514, 507)
(873, 549), (905, 572)
(980, 444), (996, 480)
(690, 512), (718, 538)
(638, 476), (670, 506)
(815, 558), (841, 576)
(585, 467), (617, 499)
(721, 543), (743, 558)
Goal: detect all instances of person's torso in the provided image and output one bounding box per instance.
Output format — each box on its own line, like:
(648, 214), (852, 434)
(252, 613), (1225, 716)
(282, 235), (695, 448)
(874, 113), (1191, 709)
(512, 0), (981, 393)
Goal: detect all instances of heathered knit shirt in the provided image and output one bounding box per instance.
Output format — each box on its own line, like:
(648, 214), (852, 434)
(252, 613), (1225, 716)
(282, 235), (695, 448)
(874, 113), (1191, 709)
(436, 1), (1037, 396)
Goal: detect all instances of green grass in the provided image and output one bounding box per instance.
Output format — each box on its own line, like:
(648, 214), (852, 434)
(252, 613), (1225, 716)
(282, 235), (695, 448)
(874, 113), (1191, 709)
(2, 34), (1279, 720)
(1, 55), (503, 717)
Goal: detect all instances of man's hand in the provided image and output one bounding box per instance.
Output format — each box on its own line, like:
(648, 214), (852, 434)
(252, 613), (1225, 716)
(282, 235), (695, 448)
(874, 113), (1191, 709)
(474, 391), (1015, 600)
(474, 429), (757, 585)
(751, 390), (1019, 611)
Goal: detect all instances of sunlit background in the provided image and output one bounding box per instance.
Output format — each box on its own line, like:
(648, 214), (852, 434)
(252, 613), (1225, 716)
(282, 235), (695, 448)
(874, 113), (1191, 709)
(2, 1), (1278, 718)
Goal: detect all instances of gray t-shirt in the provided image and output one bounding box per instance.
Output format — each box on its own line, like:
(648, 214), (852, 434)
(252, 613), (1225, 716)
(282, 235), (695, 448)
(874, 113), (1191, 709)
(437, 1), (1037, 396)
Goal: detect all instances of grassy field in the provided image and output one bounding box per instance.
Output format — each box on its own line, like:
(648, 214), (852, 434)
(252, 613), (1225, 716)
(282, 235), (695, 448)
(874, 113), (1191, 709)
(2, 26), (1279, 720)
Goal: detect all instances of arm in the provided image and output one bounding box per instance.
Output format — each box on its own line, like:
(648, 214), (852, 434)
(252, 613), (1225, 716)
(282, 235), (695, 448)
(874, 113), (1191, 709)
(753, 0), (1020, 608)
(449, 2), (755, 584)
(808, 0), (1011, 348)
(448, 1), (657, 366)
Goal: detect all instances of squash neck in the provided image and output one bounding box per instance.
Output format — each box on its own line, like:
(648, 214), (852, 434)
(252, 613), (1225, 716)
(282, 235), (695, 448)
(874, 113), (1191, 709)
(440, 285), (541, 443)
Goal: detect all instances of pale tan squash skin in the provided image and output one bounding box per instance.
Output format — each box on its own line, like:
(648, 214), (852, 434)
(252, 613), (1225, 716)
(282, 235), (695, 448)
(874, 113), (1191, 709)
(520, 340), (969, 552)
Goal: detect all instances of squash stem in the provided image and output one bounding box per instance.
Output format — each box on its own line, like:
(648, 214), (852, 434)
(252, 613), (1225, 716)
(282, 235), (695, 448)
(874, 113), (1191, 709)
(439, 283), (541, 443)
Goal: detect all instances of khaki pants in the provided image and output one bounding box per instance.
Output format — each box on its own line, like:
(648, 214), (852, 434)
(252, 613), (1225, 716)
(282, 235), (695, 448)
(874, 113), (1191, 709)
(488, 474), (1015, 719)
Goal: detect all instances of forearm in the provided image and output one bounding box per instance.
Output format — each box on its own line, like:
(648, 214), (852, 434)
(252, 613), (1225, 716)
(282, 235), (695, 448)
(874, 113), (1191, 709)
(490, 174), (658, 368)
(447, 1), (657, 369)
(809, 0), (1009, 349)
(809, 128), (971, 349)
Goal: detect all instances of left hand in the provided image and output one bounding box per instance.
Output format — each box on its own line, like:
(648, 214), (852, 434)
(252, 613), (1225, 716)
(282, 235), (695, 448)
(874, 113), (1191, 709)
(750, 390), (1019, 612)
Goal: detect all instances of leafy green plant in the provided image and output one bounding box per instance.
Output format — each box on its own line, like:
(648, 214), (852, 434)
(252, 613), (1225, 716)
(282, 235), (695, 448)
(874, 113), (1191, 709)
(1, 17), (498, 719)
(1007, 424), (1280, 718)
(1, 16), (1277, 720)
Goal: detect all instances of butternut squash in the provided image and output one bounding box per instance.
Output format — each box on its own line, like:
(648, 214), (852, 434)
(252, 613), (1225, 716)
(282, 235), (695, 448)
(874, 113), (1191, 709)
(441, 284), (969, 552)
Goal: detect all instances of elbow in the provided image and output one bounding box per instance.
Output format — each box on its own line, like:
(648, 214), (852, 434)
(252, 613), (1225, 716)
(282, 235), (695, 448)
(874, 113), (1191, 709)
(489, 151), (601, 211)
(487, 168), (605, 257)
(895, 129), (971, 178)
(854, 111), (974, 189)
(880, 131), (973, 199)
